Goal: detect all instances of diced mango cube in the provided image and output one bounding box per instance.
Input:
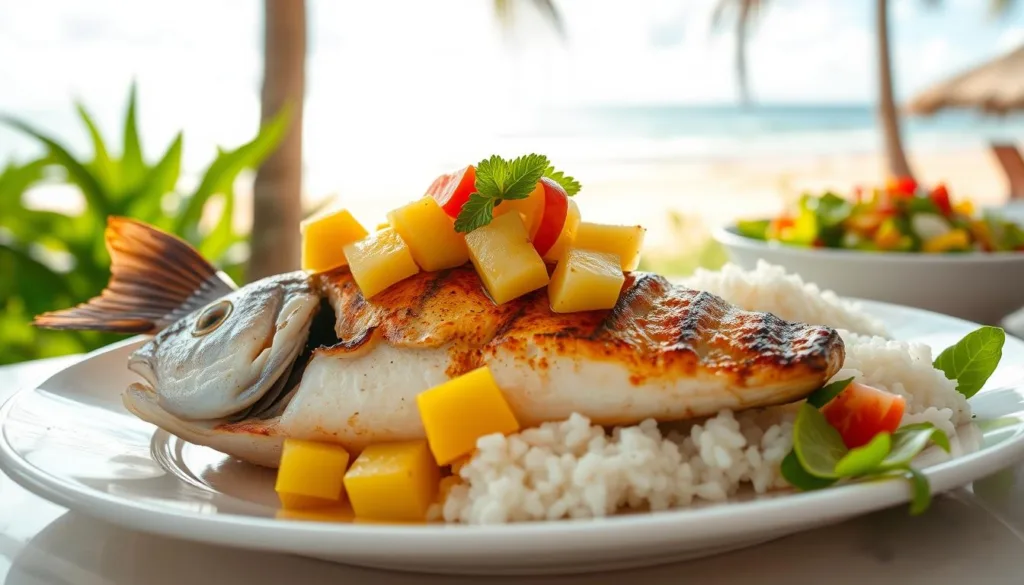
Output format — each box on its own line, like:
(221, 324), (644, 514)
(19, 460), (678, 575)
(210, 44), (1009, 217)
(466, 212), (549, 305)
(573, 222), (647, 270)
(343, 440), (440, 522)
(387, 196), (469, 271)
(493, 182), (545, 236)
(300, 208), (368, 273)
(548, 248), (626, 313)
(541, 199), (582, 264)
(416, 366), (520, 465)
(276, 502), (355, 522)
(343, 227), (420, 298)
(278, 493), (341, 510)
(275, 439), (351, 506)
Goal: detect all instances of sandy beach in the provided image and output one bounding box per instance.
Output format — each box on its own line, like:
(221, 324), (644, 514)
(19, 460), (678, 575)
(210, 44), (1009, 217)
(283, 146), (1016, 259)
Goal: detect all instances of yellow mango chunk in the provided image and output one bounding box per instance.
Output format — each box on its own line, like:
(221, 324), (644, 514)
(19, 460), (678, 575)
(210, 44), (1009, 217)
(466, 212), (549, 305)
(573, 222), (647, 271)
(542, 199), (582, 263)
(275, 439), (351, 506)
(416, 366), (520, 465)
(548, 248), (626, 313)
(387, 196), (469, 271)
(276, 502), (355, 523)
(343, 440), (440, 522)
(343, 227), (420, 299)
(278, 493), (341, 510)
(493, 182), (545, 236)
(300, 208), (368, 273)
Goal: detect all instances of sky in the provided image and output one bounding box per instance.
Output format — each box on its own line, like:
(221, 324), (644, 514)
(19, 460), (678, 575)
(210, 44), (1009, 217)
(1, 0), (1023, 183)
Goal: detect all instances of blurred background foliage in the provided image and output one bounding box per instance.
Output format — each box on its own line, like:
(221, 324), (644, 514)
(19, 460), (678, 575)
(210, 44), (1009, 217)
(0, 85), (287, 365)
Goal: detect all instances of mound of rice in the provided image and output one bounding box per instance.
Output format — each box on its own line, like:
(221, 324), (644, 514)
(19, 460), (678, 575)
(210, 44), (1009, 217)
(436, 262), (971, 525)
(684, 260), (889, 338)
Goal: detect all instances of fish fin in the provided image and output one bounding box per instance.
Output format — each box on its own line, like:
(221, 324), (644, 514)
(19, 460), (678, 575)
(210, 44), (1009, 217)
(33, 216), (238, 334)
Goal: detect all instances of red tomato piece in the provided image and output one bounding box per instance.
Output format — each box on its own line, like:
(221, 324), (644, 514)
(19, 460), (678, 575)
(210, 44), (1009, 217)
(431, 165), (477, 218)
(531, 177), (570, 256)
(820, 381), (906, 449)
(895, 176), (918, 197)
(931, 184), (952, 215)
(425, 172), (453, 198)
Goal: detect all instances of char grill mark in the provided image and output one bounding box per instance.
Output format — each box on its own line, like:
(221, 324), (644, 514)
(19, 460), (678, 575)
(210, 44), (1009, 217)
(416, 269), (453, 316)
(593, 272), (667, 342)
(315, 265), (843, 382)
(675, 290), (728, 353)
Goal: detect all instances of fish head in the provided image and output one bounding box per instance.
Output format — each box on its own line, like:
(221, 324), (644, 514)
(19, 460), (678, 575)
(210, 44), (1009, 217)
(127, 272), (321, 421)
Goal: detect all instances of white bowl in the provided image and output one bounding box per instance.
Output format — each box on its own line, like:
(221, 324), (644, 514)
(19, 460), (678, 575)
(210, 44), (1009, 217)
(712, 225), (1024, 325)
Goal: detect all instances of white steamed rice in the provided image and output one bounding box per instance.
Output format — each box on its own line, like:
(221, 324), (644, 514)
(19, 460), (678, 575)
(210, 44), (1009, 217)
(436, 261), (971, 525)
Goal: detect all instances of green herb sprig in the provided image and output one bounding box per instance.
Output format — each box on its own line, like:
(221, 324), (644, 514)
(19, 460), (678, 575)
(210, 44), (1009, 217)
(933, 325), (1005, 398)
(782, 325), (1005, 515)
(453, 153), (580, 233)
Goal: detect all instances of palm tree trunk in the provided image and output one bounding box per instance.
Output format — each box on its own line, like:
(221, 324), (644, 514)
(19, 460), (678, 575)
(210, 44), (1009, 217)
(736, 0), (751, 106)
(249, 0), (306, 281)
(875, 0), (913, 179)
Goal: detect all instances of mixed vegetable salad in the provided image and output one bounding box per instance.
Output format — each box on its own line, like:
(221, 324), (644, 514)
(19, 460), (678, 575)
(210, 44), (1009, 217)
(737, 178), (1024, 253)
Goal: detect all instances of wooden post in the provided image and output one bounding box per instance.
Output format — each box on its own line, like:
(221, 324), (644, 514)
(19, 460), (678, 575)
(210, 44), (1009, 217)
(249, 0), (306, 281)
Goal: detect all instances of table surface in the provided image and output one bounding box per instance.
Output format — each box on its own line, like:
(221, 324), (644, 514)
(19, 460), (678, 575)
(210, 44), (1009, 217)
(4, 356), (1024, 584)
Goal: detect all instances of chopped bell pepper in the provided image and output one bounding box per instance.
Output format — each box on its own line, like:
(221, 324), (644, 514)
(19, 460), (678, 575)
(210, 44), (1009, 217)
(923, 229), (970, 253)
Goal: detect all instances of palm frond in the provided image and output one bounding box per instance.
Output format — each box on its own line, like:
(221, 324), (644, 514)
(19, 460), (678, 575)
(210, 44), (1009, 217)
(493, 0), (566, 39)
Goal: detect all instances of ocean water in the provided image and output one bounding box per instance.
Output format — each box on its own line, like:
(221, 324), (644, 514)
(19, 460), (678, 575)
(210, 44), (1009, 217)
(6, 102), (1024, 199)
(488, 104), (1024, 162)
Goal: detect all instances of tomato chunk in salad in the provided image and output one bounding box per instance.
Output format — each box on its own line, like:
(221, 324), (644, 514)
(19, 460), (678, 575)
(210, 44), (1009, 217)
(820, 381), (906, 449)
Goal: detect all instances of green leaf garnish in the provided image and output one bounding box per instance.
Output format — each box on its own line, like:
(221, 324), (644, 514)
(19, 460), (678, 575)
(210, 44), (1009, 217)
(933, 326), (1006, 398)
(503, 153), (549, 200)
(881, 423), (950, 469)
(834, 432), (891, 477)
(453, 193), (497, 234)
(543, 165), (581, 196)
(905, 468), (932, 515)
(786, 407), (950, 515)
(454, 153), (574, 233)
(806, 377), (854, 409)
(792, 403), (847, 479)
(473, 154), (509, 199)
(780, 450), (837, 490)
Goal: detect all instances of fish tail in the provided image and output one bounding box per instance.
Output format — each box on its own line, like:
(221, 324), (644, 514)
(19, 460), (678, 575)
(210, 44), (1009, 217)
(33, 217), (238, 334)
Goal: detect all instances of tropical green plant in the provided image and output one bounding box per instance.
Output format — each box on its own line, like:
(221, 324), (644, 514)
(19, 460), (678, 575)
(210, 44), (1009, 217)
(0, 84), (288, 365)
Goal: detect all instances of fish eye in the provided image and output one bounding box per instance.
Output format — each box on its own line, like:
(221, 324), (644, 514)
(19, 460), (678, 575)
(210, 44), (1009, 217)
(193, 300), (233, 337)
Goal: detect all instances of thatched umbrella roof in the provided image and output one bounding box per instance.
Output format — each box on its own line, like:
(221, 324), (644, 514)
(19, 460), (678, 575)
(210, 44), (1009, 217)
(906, 44), (1024, 116)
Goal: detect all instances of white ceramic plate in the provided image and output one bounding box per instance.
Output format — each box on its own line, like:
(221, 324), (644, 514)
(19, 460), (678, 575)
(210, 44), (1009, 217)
(3, 301), (1024, 576)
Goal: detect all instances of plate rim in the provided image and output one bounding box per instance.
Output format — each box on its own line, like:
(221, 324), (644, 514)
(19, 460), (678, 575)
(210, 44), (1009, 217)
(3, 299), (1024, 554)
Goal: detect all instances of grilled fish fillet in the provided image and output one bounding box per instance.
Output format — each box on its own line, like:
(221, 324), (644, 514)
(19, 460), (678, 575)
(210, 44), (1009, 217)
(278, 266), (844, 452)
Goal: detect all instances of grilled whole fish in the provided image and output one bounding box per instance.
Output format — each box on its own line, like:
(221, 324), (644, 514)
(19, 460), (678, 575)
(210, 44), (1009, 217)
(36, 217), (845, 467)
